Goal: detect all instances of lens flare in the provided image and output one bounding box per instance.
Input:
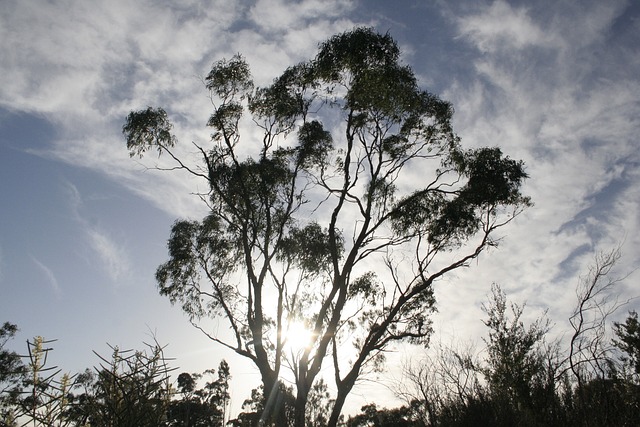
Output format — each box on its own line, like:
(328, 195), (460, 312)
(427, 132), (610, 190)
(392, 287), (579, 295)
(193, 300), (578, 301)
(283, 320), (314, 355)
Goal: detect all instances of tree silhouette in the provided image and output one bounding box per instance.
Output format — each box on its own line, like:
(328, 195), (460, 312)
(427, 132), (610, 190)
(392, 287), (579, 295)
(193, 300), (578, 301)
(167, 360), (231, 426)
(613, 310), (640, 375)
(71, 340), (174, 427)
(123, 27), (530, 426)
(0, 322), (25, 425)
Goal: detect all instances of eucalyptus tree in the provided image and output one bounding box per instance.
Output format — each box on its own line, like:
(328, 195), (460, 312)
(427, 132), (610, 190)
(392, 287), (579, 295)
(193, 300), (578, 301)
(123, 27), (530, 426)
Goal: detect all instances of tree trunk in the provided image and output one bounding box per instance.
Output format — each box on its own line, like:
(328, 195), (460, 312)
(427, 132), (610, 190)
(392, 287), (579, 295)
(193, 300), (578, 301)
(327, 375), (358, 427)
(327, 388), (348, 427)
(260, 373), (288, 426)
(293, 387), (310, 427)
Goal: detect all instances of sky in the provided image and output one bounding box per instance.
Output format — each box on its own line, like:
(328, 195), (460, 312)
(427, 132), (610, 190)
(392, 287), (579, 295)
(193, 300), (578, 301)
(1, 0), (640, 417)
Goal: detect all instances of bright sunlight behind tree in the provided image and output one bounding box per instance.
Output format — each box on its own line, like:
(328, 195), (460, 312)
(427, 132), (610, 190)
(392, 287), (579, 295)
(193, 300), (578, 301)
(122, 27), (531, 427)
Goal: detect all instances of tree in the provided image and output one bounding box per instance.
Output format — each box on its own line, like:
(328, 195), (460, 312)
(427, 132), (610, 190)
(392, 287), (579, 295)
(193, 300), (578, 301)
(613, 310), (640, 376)
(481, 284), (550, 411)
(14, 336), (78, 427)
(167, 360), (232, 426)
(397, 248), (640, 427)
(567, 247), (626, 387)
(397, 342), (483, 426)
(303, 378), (335, 427)
(227, 384), (294, 427)
(399, 286), (563, 427)
(71, 340), (175, 427)
(346, 403), (418, 427)
(479, 284), (569, 426)
(0, 322), (26, 425)
(123, 27), (530, 426)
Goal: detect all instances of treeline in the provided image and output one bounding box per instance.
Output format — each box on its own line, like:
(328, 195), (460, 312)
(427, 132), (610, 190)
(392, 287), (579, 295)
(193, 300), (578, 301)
(0, 328), (334, 427)
(349, 302), (640, 427)
(1, 249), (638, 426)
(349, 251), (640, 427)
(0, 331), (233, 426)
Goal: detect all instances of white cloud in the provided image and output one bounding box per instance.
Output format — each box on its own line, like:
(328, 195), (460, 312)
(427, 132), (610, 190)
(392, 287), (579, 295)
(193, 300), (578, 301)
(0, 0), (361, 221)
(456, 1), (555, 53)
(437, 0), (640, 345)
(3, 0), (638, 412)
(85, 228), (132, 282)
(0, 0), (241, 114)
(31, 256), (62, 296)
(248, 0), (354, 34)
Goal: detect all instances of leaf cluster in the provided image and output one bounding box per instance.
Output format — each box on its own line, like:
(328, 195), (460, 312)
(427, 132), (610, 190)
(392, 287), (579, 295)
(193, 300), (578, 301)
(156, 216), (238, 319)
(123, 107), (176, 158)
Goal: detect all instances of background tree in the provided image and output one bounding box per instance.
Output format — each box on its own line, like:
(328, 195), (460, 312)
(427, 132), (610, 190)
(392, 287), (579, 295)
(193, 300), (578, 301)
(398, 342), (482, 426)
(303, 379), (335, 427)
(395, 248), (638, 427)
(480, 284), (554, 423)
(346, 403), (417, 427)
(559, 247), (636, 426)
(398, 286), (560, 427)
(0, 322), (26, 426)
(613, 311), (640, 376)
(167, 360), (231, 427)
(567, 247), (626, 387)
(123, 27), (530, 426)
(227, 384), (294, 427)
(609, 310), (640, 424)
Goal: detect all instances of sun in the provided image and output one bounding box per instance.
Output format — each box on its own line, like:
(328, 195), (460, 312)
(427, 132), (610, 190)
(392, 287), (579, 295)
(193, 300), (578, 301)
(283, 319), (315, 355)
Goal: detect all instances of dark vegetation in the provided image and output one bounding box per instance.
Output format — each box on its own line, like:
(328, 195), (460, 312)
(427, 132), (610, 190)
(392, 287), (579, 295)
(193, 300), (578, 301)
(2, 249), (638, 426)
(363, 249), (640, 427)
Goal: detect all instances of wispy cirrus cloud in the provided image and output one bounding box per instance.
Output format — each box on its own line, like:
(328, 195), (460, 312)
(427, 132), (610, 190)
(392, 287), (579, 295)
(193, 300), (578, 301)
(455, 0), (556, 53)
(64, 181), (132, 283)
(451, 0), (639, 237)
(0, 0), (360, 220)
(429, 0), (640, 334)
(85, 228), (132, 283)
(31, 256), (62, 297)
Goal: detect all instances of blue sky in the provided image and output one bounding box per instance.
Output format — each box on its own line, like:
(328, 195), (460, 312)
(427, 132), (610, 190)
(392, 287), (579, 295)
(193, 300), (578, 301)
(1, 0), (639, 415)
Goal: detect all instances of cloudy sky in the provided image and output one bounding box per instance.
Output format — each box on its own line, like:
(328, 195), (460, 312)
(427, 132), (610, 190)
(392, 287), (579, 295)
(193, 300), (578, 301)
(1, 0), (639, 415)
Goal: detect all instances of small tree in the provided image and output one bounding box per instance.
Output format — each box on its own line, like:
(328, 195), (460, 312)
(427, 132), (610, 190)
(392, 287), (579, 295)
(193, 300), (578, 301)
(400, 286), (561, 426)
(73, 340), (175, 427)
(123, 27), (530, 426)
(227, 384), (294, 427)
(613, 310), (640, 376)
(303, 379), (335, 427)
(481, 284), (550, 409)
(398, 249), (637, 427)
(567, 247), (627, 386)
(609, 311), (640, 424)
(16, 337), (78, 427)
(167, 360), (231, 427)
(398, 343), (482, 426)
